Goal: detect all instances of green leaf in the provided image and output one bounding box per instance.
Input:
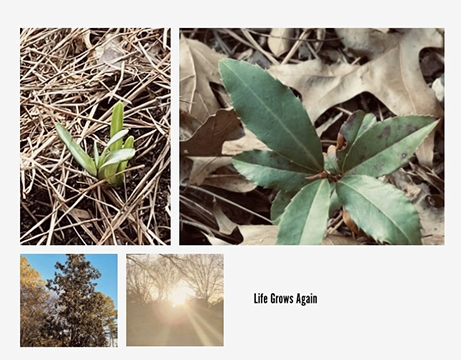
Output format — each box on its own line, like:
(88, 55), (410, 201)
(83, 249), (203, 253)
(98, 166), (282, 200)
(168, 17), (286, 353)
(232, 150), (316, 192)
(219, 58), (323, 172)
(93, 139), (100, 168)
(98, 165), (116, 183)
(54, 123), (97, 177)
(357, 113), (378, 138)
(110, 101), (124, 152)
(342, 116), (438, 177)
(98, 129), (129, 169)
(328, 185), (341, 217)
(271, 190), (296, 224)
(123, 135), (134, 149)
(99, 148), (135, 173)
(106, 129), (129, 149)
(98, 148), (135, 184)
(336, 175), (421, 245)
(323, 150), (340, 175)
(98, 149), (108, 169)
(277, 179), (330, 245)
(116, 135), (135, 184)
(336, 111), (377, 168)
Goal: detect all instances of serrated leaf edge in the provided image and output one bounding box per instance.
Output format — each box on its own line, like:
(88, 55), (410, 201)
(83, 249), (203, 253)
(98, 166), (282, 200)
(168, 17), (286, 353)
(338, 175), (421, 245)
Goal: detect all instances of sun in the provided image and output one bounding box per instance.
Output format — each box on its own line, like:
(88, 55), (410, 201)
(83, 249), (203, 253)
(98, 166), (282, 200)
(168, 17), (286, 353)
(170, 283), (193, 307)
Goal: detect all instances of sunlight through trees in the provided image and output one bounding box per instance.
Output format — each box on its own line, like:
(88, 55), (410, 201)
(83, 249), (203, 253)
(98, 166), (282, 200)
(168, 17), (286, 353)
(126, 254), (223, 346)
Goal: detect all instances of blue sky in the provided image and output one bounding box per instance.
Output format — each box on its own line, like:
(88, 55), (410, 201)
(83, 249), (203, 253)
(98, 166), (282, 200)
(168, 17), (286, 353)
(21, 254), (118, 310)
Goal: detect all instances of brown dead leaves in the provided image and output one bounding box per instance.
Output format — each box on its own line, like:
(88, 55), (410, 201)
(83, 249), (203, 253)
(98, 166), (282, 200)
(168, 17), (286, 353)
(180, 28), (444, 245)
(180, 31), (266, 245)
(179, 33), (253, 192)
(268, 28), (295, 57)
(180, 109), (243, 156)
(180, 35), (226, 122)
(269, 28), (444, 122)
(269, 28), (444, 166)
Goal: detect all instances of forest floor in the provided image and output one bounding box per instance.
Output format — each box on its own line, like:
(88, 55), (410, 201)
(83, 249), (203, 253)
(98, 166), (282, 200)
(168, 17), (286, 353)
(179, 28), (444, 245)
(20, 28), (171, 245)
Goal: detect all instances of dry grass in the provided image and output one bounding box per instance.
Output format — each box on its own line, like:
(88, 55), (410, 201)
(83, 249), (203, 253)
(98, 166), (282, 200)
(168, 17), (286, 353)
(20, 28), (171, 245)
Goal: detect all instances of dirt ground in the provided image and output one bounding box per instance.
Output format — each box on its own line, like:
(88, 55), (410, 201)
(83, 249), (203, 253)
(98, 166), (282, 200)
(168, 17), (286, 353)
(20, 28), (171, 245)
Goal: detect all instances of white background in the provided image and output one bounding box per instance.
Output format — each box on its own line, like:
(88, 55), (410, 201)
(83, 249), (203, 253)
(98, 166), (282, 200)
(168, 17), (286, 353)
(3, 1), (459, 359)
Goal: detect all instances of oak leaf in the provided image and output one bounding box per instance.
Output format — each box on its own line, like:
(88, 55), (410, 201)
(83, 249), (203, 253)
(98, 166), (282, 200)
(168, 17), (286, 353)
(180, 35), (226, 123)
(268, 28), (294, 57)
(180, 109), (244, 157)
(268, 28), (444, 122)
(268, 28), (443, 166)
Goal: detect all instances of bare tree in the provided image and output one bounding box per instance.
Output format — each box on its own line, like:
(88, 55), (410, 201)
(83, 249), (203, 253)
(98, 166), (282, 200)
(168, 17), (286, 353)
(127, 255), (181, 302)
(161, 254), (224, 304)
(126, 257), (154, 304)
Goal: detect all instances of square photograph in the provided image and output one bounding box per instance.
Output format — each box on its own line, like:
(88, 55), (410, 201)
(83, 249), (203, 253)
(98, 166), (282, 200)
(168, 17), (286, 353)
(20, 28), (170, 245)
(20, 254), (118, 347)
(126, 254), (224, 346)
(179, 28), (444, 246)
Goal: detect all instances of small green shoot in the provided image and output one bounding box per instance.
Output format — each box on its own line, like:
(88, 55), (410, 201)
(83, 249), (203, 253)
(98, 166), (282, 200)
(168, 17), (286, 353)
(55, 101), (135, 186)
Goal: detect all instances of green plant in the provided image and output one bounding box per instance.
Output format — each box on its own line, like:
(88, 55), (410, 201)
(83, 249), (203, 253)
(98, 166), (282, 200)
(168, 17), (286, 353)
(219, 58), (439, 245)
(55, 101), (135, 186)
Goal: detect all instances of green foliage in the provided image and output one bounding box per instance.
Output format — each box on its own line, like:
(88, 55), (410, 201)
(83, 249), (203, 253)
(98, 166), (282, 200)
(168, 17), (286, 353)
(219, 58), (323, 173)
(233, 150), (315, 192)
(336, 175), (421, 245)
(55, 101), (135, 185)
(277, 179), (330, 245)
(44, 254), (116, 347)
(20, 255), (117, 347)
(219, 58), (439, 245)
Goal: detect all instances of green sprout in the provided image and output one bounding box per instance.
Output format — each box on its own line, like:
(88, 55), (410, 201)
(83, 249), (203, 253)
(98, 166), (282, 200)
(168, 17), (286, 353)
(55, 101), (135, 186)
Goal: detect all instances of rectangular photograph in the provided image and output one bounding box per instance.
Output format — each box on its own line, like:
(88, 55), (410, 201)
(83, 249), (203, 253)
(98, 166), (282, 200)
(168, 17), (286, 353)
(126, 254), (224, 346)
(179, 28), (444, 246)
(20, 254), (118, 347)
(20, 28), (171, 245)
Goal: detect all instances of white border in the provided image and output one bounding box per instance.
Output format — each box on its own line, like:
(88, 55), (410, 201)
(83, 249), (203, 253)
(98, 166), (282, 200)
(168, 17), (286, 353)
(5, 1), (459, 358)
